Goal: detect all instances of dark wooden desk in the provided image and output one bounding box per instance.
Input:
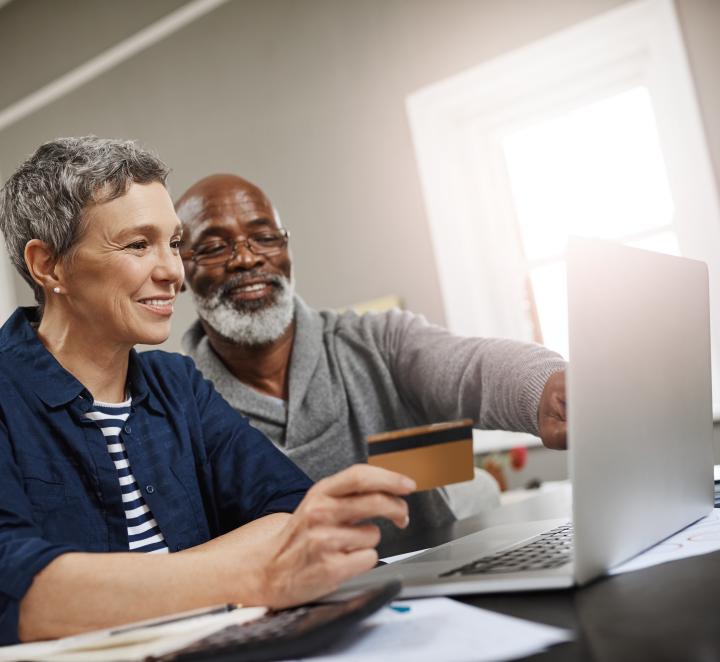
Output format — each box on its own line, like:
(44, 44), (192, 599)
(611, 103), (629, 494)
(378, 492), (720, 662)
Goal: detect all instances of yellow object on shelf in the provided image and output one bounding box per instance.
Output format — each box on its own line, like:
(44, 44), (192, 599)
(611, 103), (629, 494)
(338, 295), (404, 315)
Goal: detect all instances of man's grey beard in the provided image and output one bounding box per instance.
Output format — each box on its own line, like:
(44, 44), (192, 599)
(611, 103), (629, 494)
(193, 271), (295, 346)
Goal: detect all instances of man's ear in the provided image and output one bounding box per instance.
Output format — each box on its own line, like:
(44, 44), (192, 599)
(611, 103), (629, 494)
(24, 239), (63, 294)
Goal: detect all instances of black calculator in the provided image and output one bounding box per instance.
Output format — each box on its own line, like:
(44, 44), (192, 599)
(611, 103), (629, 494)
(151, 581), (401, 662)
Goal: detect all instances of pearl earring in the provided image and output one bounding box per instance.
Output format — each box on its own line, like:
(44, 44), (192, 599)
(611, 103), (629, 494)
(52, 287), (61, 294)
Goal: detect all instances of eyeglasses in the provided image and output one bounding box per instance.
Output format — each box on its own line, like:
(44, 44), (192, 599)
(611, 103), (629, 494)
(181, 229), (289, 266)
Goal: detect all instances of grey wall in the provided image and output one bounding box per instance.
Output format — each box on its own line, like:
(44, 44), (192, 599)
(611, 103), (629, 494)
(1, 0), (719, 462)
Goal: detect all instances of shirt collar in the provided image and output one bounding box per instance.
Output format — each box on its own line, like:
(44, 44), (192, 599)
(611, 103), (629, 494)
(0, 308), (84, 407)
(0, 307), (162, 413)
(126, 349), (164, 414)
(286, 296), (324, 414)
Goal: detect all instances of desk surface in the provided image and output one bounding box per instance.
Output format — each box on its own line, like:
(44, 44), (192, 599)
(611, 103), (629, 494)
(379, 489), (720, 662)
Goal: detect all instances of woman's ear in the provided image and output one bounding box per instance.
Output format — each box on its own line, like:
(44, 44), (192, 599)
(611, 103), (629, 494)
(24, 239), (63, 295)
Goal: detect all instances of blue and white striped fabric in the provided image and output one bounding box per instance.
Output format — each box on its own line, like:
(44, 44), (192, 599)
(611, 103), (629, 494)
(84, 397), (169, 554)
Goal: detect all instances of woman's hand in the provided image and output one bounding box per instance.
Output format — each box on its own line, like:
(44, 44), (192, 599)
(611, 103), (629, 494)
(17, 465), (414, 640)
(254, 464), (415, 608)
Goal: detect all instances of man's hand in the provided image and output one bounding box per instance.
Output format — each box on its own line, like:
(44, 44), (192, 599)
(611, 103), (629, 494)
(254, 464), (415, 609)
(538, 370), (567, 449)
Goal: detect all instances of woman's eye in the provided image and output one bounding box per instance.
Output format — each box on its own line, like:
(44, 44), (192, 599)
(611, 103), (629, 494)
(126, 241), (148, 250)
(170, 239), (182, 250)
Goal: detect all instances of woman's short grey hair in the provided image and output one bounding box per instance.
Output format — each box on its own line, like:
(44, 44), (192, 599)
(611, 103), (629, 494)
(0, 136), (169, 304)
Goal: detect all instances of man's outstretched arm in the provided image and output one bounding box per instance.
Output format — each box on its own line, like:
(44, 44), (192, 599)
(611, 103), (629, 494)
(376, 310), (567, 447)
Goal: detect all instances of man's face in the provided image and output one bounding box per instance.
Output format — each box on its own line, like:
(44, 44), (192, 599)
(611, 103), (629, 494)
(179, 184), (291, 308)
(178, 180), (294, 345)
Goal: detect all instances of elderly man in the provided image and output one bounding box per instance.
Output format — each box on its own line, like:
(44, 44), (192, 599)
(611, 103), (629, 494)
(178, 175), (567, 538)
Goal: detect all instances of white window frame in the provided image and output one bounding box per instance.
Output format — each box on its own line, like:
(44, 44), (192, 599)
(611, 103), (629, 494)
(407, 0), (720, 417)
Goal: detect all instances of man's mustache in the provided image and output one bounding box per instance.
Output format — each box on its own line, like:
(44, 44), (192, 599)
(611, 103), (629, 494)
(216, 271), (286, 297)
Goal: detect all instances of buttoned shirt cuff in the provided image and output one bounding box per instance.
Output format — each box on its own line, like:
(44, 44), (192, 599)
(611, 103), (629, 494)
(258, 488), (308, 518)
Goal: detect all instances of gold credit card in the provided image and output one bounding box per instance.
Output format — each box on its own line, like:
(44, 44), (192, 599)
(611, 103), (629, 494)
(366, 419), (475, 491)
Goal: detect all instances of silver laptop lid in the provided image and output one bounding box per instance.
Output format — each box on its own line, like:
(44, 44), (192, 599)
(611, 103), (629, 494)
(567, 237), (714, 585)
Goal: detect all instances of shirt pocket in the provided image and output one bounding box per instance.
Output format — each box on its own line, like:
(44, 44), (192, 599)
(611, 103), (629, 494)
(22, 461), (105, 548)
(152, 456), (211, 549)
(23, 464), (66, 510)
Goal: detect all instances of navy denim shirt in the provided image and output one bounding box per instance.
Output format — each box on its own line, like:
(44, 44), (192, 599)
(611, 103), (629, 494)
(0, 308), (312, 644)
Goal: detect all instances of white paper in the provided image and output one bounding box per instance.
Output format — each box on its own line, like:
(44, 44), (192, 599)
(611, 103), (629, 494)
(611, 507), (720, 575)
(380, 548), (428, 564)
(287, 597), (572, 662)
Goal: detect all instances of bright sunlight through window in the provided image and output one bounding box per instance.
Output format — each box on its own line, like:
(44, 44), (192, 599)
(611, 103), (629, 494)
(501, 87), (678, 358)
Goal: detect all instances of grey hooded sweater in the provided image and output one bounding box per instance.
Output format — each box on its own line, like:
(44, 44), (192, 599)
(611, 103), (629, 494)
(182, 297), (567, 541)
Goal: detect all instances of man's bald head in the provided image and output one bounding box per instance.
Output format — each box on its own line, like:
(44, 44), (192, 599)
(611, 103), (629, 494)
(175, 174), (281, 231)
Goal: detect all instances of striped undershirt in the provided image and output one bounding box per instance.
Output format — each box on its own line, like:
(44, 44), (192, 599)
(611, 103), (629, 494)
(83, 397), (169, 554)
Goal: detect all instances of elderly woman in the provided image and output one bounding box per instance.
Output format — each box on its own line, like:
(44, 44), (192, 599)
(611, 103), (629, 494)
(0, 137), (414, 645)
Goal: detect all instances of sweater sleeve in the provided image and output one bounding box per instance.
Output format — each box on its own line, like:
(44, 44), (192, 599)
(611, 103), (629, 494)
(376, 310), (566, 436)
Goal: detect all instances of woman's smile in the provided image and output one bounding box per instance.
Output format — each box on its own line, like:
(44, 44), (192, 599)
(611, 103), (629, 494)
(136, 295), (175, 317)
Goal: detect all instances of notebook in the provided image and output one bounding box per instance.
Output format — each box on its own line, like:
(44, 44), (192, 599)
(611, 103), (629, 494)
(338, 237), (715, 597)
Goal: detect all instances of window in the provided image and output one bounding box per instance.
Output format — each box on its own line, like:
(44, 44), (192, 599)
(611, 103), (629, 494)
(501, 86), (678, 357)
(407, 0), (720, 417)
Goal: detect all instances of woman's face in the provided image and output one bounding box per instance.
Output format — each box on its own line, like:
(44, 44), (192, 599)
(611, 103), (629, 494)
(59, 181), (184, 348)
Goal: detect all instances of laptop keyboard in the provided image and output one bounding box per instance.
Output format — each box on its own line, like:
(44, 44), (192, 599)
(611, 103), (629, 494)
(439, 523), (574, 577)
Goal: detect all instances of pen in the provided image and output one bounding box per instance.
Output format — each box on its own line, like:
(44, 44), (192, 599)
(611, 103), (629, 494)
(109, 603), (239, 636)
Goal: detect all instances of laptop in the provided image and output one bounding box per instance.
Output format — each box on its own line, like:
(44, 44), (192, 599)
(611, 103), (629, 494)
(339, 237), (715, 597)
